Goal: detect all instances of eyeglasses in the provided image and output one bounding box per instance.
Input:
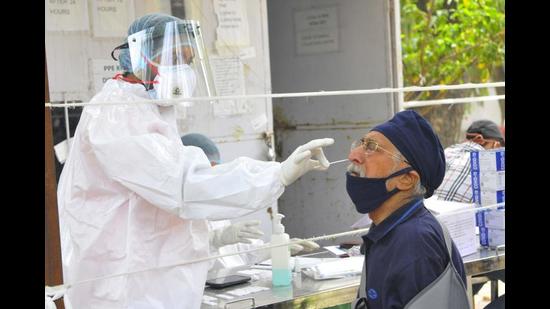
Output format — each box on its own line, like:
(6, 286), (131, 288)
(351, 137), (411, 165)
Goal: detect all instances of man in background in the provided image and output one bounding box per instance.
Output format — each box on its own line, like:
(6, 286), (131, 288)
(434, 119), (504, 203)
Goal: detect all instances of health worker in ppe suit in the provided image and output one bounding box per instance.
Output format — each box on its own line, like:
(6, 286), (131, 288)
(56, 13), (334, 309)
(180, 133), (320, 272)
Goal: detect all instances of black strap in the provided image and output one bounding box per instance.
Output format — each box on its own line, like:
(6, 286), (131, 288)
(354, 256), (369, 309)
(111, 42), (129, 61)
(354, 297), (368, 309)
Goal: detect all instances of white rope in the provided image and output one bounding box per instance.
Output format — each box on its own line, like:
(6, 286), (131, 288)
(43, 226), (371, 305)
(53, 227), (371, 292)
(45, 201), (504, 298)
(403, 95), (505, 109)
(45, 285), (66, 309)
(63, 95), (71, 157)
(44, 82), (504, 108)
(434, 202), (504, 218)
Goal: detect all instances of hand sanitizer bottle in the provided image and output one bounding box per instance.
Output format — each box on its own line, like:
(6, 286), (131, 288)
(271, 214), (291, 286)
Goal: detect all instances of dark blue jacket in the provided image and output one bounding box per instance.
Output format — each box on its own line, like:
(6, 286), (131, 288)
(361, 199), (467, 309)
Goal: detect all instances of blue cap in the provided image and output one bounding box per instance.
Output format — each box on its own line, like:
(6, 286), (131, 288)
(181, 133), (221, 164)
(371, 110), (445, 198)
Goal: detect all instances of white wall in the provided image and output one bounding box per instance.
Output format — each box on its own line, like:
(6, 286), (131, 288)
(46, 0), (174, 102)
(268, 0), (401, 244)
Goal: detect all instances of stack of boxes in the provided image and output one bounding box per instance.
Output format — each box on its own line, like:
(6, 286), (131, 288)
(470, 148), (505, 248)
(477, 209), (505, 247)
(424, 198), (478, 257)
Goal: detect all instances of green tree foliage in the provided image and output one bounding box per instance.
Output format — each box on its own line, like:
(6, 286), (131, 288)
(401, 0), (505, 147)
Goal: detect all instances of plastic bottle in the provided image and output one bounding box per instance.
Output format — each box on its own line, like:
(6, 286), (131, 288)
(271, 213), (291, 286)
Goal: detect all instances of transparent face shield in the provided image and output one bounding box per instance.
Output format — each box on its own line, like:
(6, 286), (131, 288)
(127, 20), (216, 103)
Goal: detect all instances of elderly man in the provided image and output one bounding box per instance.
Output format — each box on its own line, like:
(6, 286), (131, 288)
(346, 110), (469, 309)
(434, 119), (504, 203)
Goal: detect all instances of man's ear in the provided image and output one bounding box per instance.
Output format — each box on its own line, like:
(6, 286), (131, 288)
(471, 135), (486, 146)
(396, 170), (420, 191)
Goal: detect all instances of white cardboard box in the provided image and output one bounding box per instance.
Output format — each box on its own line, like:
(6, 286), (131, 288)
(425, 198), (478, 257)
(473, 189), (505, 207)
(475, 171), (505, 191)
(479, 227), (505, 247)
(470, 148), (505, 206)
(477, 209), (505, 229)
(470, 148), (505, 172)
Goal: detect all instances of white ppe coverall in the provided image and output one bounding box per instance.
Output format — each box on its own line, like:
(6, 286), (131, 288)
(57, 79), (284, 309)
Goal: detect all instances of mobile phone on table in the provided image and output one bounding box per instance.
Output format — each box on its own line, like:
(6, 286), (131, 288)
(205, 275), (252, 289)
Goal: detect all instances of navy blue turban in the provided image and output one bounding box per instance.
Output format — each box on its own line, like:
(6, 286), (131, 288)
(371, 110), (445, 198)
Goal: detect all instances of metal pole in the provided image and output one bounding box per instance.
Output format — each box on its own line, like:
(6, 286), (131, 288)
(63, 92), (71, 157)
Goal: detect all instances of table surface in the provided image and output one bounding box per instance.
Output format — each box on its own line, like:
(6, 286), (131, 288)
(202, 247), (505, 308)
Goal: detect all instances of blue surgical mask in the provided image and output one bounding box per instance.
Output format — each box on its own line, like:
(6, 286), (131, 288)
(346, 167), (413, 214)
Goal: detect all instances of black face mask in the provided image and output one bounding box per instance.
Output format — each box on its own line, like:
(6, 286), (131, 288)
(346, 167), (413, 214)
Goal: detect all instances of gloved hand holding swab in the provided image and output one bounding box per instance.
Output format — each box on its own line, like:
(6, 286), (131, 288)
(312, 158), (349, 169)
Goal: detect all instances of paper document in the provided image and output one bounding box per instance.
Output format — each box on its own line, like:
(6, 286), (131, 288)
(324, 246), (348, 256)
(237, 269), (272, 281)
(424, 198), (478, 257)
(226, 286), (269, 297)
(257, 257), (339, 270)
(302, 256), (364, 280)
(294, 257), (335, 269)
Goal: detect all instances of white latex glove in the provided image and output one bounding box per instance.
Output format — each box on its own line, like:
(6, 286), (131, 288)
(209, 220), (264, 248)
(290, 238), (320, 256)
(280, 138), (334, 186)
